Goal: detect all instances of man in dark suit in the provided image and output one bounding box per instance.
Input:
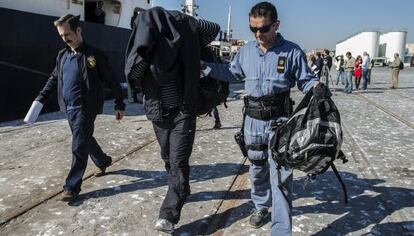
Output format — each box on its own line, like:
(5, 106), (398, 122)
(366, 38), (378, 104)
(36, 14), (125, 201)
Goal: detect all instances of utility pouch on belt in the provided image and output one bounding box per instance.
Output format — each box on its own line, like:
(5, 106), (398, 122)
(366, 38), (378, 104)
(244, 90), (291, 121)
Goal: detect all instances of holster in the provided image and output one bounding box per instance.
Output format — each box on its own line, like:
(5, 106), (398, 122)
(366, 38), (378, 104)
(234, 131), (248, 157)
(234, 107), (248, 158)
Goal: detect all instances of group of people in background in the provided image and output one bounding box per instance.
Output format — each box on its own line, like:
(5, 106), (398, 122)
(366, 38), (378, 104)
(335, 51), (372, 93)
(308, 49), (332, 79)
(318, 50), (404, 93)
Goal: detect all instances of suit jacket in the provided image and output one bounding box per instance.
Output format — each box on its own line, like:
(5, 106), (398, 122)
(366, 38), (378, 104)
(36, 42), (125, 116)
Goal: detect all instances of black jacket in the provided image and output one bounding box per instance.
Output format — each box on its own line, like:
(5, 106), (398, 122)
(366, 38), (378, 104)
(315, 57), (323, 77)
(125, 7), (200, 121)
(36, 42), (125, 116)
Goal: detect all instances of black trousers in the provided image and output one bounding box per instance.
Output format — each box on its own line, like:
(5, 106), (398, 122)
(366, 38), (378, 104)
(152, 110), (196, 224)
(355, 76), (361, 89)
(212, 106), (220, 122)
(64, 109), (111, 193)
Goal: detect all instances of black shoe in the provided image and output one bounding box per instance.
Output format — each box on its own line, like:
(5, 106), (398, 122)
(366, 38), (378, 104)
(61, 190), (79, 201)
(94, 157), (112, 177)
(94, 166), (107, 177)
(213, 121), (222, 129)
(249, 209), (269, 228)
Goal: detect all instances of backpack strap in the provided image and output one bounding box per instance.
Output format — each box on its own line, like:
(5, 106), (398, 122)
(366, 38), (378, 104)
(330, 163), (348, 204)
(241, 105), (246, 134)
(284, 90), (292, 117)
(276, 164), (290, 203)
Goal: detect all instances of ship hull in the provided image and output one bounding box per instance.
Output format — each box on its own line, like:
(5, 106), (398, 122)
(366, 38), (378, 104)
(0, 7), (131, 122)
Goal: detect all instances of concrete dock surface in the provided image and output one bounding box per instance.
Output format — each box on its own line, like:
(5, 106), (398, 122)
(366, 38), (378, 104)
(0, 67), (413, 236)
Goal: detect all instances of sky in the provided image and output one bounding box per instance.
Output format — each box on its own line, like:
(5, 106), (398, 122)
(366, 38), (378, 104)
(152, 0), (413, 51)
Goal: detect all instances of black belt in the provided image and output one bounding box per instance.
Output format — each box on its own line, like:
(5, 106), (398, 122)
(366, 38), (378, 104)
(246, 144), (268, 151)
(245, 107), (285, 120)
(245, 90), (289, 106)
(244, 91), (290, 120)
(250, 159), (267, 166)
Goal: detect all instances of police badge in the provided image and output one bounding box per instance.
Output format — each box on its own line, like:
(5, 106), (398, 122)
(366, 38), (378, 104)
(86, 56), (96, 68)
(277, 56), (286, 73)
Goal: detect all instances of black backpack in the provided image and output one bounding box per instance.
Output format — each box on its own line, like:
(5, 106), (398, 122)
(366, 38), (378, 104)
(270, 84), (348, 203)
(399, 61), (404, 70)
(196, 47), (230, 116)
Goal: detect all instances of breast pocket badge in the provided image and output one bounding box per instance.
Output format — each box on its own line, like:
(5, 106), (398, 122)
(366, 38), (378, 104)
(86, 56), (97, 68)
(277, 56), (286, 73)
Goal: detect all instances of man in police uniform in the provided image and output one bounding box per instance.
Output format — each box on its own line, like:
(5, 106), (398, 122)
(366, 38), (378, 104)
(205, 2), (318, 235)
(36, 14), (125, 201)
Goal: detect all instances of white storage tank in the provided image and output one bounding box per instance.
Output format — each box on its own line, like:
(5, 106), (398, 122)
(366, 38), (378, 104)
(379, 31), (407, 61)
(336, 31), (380, 58)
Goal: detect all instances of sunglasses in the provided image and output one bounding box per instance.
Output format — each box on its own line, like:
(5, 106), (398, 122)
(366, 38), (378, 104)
(249, 22), (275, 33)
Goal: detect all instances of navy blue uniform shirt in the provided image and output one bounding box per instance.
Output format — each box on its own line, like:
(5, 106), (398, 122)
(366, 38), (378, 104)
(62, 51), (82, 110)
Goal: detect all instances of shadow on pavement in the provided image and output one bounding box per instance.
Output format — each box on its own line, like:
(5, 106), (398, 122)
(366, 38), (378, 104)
(186, 189), (249, 203)
(360, 221), (414, 236)
(176, 201), (255, 235)
(70, 167), (413, 235)
(293, 171), (414, 235)
(180, 170), (414, 235)
(70, 163), (248, 206)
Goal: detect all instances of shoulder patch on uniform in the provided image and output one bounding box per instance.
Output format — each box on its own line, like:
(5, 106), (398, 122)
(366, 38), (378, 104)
(86, 56), (96, 68)
(277, 56), (286, 73)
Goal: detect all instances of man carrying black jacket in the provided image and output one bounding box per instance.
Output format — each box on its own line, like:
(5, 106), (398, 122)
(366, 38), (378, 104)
(125, 7), (220, 234)
(36, 14), (125, 201)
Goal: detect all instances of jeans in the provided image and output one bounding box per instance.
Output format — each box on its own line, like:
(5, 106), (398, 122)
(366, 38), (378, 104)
(64, 109), (111, 193)
(345, 71), (353, 93)
(362, 69), (369, 90)
(336, 70), (345, 85)
(152, 111), (196, 224)
(249, 126), (293, 236)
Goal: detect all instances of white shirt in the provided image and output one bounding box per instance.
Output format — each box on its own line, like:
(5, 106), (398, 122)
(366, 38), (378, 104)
(361, 55), (370, 69)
